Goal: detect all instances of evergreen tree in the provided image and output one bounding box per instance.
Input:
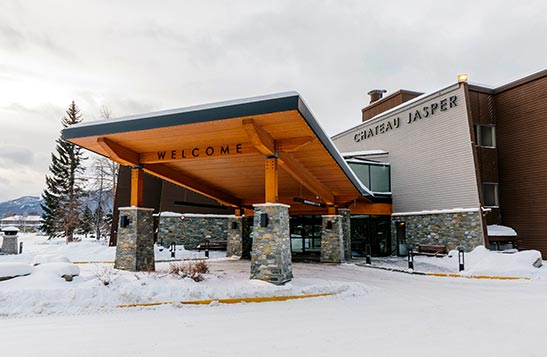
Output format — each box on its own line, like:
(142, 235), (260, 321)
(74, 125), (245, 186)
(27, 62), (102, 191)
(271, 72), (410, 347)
(40, 101), (87, 242)
(80, 206), (95, 237)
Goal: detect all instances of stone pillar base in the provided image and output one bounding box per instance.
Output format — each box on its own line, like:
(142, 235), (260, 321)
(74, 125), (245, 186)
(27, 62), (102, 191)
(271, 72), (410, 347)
(227, 216), (243, 258)
(321, 215), (344, 263)
(1, 236), (19, 254)
(250, 203), (293, 285)
(114, 207), (155, 272)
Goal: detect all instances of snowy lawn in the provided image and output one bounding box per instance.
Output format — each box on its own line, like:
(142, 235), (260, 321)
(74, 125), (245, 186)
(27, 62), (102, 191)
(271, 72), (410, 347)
(2, 234), (547, 356)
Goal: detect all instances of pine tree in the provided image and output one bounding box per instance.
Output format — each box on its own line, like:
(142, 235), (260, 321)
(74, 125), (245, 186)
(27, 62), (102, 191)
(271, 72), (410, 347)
(40, 101), (87, 242)
(80, 206), (95, 237)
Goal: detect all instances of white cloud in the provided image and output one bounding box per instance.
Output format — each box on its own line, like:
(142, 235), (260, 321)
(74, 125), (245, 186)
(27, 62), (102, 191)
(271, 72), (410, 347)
(0, 0), (546, 200)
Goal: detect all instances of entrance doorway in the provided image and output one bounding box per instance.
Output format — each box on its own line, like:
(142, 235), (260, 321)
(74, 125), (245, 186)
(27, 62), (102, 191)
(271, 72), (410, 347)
(290, 216), (322, 259)
(351, 215), (391, 257)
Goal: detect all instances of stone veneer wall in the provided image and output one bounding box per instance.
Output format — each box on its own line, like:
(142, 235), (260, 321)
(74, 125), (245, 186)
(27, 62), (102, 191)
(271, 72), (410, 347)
(391, 209), (484, 252)
(115, 207), (155, 272)
(338, 209), (351, 261)
(320, 215), (344, 263)
(158, 214), (232, 249)
(250, 203), (293, 285)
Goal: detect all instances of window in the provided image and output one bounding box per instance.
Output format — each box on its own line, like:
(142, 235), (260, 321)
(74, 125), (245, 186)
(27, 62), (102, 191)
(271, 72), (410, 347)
(482, 183), (499, 207)
(474, 125), (496, 148)
(348, 161), (391, 193)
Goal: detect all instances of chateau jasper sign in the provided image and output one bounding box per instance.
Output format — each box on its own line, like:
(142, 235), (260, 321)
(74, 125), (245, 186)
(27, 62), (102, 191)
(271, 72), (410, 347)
(353, 95), (458, 143)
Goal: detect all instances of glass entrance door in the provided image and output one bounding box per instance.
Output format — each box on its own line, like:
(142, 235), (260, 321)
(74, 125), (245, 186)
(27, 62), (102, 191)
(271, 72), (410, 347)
(350, 215), (391, 257)
(290, 216), (322, 257)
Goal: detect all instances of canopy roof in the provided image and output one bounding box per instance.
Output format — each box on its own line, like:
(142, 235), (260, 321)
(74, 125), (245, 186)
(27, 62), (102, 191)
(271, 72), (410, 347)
(63, 92), (390, 213)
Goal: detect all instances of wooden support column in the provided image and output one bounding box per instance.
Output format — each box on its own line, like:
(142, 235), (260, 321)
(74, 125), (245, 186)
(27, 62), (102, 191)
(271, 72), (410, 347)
(265, 156), (279, 203)
(327, 205), (337, 215)
(130, 167), (144, 207)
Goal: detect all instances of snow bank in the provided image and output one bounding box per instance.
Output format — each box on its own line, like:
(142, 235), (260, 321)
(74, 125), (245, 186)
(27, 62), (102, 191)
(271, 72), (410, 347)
(32, 254), (72, 265)
(450, 246), (542, 277)
(0, 262), (32, 279)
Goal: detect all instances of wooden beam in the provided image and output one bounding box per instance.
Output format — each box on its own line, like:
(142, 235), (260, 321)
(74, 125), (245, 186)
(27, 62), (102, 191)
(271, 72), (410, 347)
(347, 202), (392, 215)
(276, 136), (315, 153)
(242, 119), (333, 205)
(265, 157), (279, 203)
(141, 163), (241, 207)
(130, 167), (144, 207)
(278, 152), (335, 205)
(97, 137), (139, 166)
(139, 143), (258, 164)
(242, 119), (275, 155)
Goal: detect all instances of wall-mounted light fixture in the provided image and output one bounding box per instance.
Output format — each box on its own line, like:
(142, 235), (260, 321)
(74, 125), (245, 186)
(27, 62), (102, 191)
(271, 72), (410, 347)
(120, 216), (131, 228)
(231, 221), (239, 230)
(326, 221), (333, 230)
(260, 213), (269, 227)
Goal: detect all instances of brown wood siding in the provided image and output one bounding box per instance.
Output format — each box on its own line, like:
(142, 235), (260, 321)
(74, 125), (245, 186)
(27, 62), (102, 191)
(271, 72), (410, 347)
(494, 74), (547, 255)
(468, 89), (500, 227)
(362, 90), (422, 121)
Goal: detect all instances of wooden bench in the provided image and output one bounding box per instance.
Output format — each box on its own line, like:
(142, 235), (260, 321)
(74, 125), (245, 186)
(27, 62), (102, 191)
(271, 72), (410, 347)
(196, 240), (227, 251)
(413, 244), (448, 257)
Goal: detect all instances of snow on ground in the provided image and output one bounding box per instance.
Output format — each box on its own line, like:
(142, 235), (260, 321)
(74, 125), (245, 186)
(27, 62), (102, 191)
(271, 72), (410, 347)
(2, 233), (547, 356)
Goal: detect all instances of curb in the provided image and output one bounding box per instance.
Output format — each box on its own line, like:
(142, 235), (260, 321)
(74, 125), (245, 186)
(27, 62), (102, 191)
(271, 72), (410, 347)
(73, 258), (208, 265)
(357, 263), (531, 281)
(116, 293), (333, 309)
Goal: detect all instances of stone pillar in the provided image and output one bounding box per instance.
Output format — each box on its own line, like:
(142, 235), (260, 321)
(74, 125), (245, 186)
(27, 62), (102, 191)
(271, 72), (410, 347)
(226, 216), (243, 258)
(1, 227), (19, 255)
(114, 207), (155, 272)
(320, 215), (344, 263)
(250, 203), (293, 285)
(338, 208), (351, 261)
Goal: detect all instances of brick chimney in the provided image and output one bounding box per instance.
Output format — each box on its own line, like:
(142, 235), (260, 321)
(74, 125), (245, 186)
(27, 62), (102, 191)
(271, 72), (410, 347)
(368, 89), (387, 104)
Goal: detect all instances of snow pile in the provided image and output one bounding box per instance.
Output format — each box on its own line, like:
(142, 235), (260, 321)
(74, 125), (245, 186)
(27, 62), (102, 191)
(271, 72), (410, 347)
(374, 246), (544, 278)
(450, 246), (542, 277)
(0, 262), (32, 279)
(487, 224), (517, 236)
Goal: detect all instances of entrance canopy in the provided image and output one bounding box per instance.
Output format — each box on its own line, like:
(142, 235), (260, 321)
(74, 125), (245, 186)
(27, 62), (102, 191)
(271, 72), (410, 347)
(63, 92), (391, 215)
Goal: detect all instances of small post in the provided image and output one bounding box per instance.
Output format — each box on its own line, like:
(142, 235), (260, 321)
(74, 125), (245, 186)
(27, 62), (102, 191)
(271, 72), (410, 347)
(458, 249), (465, 272)
(408, 249), (414, 270)
(205, 239), (210, 258)
(169, 242), (176, 258)
(365, 243), (372, 265)
(19, 241), (23, 254)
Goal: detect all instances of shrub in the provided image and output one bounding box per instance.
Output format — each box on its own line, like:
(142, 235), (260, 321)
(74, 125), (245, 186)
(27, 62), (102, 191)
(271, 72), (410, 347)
(169, 260), (209, 282)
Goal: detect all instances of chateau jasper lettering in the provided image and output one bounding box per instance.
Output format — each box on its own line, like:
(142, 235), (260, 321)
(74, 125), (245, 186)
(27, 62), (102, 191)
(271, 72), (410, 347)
(354, 95), (458, 142)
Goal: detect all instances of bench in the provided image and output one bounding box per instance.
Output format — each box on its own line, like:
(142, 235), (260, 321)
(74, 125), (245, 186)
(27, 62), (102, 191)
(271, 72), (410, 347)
(196, 240), (227, 251)
(412, 244), (448, 257)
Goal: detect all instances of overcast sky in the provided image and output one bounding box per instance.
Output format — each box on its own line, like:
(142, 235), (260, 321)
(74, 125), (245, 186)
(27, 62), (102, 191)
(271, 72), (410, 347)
(0, 0), (546, 202)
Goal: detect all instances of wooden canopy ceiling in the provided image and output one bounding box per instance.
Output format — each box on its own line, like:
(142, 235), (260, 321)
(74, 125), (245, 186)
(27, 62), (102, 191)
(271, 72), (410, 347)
(63, 92), (390, 215)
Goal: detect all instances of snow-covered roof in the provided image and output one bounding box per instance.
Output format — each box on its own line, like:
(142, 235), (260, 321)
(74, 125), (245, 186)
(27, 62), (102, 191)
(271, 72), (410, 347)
(487, 224), (517, 237)
(2, 226), (20, 232)
(1, 215), (42, 222)
(156, 212), (237, 219)
(341, 150), (389, 158)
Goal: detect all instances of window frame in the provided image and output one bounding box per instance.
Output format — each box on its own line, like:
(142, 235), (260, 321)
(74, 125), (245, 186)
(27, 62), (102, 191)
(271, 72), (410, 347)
(482, 182), (499, 208)
(474, 124), (496, 148)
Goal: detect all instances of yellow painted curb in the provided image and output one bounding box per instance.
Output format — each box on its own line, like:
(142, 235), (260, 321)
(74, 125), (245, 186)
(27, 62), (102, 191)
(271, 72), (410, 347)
(117, 301), (173, 308)
(425, 272), (530, 281)
(116, 293), (333, 309)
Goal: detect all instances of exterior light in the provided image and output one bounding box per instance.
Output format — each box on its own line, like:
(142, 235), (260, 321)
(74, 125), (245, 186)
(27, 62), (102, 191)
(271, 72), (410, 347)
(457, 73), (469, 83)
